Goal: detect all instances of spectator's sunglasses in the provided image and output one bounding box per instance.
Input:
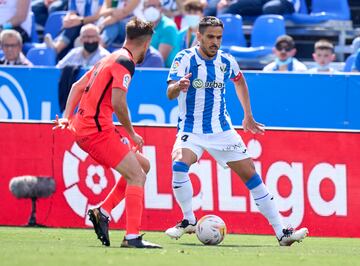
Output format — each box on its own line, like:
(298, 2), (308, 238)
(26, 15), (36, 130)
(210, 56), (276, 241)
(275, 44), (293, 52)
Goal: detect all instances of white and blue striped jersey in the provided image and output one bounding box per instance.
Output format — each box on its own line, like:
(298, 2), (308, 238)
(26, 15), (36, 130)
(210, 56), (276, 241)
(168, 46), (242, 134)
(69, 0), (104, 17)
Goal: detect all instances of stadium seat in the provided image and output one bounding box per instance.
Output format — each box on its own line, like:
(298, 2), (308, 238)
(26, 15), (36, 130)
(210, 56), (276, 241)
(0, 49), (3, 58)
(287, 0), (351, 24)
(228, 15), (285, 59)
(23, 12), (40, 55)
(44, 11), (67, 38)
(218, 14), (246, 52)
(343, 54), (356, 72)
(26, 47), (57, 66)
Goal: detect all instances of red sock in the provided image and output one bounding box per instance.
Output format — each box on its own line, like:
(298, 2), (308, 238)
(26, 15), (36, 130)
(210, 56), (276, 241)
(101, 177), (127, 215)
(125, 185), (144, 235)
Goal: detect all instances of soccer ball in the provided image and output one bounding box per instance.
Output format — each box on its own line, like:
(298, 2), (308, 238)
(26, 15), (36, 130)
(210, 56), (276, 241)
(195, 215), (226, 245)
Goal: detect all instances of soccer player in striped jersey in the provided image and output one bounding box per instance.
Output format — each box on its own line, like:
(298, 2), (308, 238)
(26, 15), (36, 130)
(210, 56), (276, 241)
(165, 16), (308, 246)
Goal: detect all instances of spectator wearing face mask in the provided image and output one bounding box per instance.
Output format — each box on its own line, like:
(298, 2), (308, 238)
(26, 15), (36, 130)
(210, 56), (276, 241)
(178, 0), (204, 50)
(56, 24), (110, 68)
(263, 35), (307, 72)
(143, 0), (178, 68)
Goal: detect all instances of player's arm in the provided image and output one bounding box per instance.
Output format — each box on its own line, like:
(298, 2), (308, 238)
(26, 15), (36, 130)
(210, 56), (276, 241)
(167, 73), (192, 100)
(111, 89), (143, 148)
(233, 75), (265, 134)
(53, 72), (89, 129)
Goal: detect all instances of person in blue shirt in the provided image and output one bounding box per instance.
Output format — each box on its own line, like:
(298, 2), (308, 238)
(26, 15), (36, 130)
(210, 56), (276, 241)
(165, 16), (308, 246)
(45, 0), (104, 59)
(177, 0), (204, 51)
(352, 48), (360, 72)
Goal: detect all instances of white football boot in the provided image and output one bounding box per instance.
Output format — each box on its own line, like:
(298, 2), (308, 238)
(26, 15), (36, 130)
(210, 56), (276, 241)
(165, 219), (197, 239)
(278, 227), (309, 246)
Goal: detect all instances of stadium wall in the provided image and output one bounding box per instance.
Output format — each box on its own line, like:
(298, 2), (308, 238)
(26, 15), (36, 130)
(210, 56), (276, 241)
(0, 122), (359, 238)
(0, 67), (359, 129)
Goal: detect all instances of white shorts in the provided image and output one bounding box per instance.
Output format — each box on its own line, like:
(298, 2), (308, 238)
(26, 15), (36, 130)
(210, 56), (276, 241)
(172, 129), (250, 168)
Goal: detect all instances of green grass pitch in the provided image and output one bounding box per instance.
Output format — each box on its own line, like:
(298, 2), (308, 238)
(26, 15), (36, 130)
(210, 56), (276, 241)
(1, 227), (359, 266)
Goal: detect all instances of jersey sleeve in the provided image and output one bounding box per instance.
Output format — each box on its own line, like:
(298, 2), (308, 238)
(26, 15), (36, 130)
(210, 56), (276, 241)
(111, 55), (135, 92)
(228, 54), (243, 81)
(167, 51), (190, 82)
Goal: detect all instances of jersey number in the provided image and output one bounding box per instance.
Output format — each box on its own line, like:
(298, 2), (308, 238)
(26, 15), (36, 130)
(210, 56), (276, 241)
(181, 135), (189, 142)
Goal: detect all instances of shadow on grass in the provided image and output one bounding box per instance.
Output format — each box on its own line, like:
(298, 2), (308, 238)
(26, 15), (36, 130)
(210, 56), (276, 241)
(176, 243), (275, 248)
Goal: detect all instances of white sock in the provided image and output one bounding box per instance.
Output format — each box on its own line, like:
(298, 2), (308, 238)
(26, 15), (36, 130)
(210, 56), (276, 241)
(250, 182), (284, 239)
(125, 234), (139, 240)
(172, 162), (196, 224)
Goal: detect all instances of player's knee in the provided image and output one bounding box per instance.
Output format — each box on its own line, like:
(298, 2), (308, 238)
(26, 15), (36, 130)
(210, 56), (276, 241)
(172, 161), (189, 173)
(129, 170), (146, 186)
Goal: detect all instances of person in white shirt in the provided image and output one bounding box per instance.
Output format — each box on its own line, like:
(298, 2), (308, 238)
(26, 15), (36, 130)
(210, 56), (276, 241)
(57, 24), (110, 68)
(0, 0), (32, 43)
(263, 35), (307, 72)
(0, 29), (32, 66)
(308, 39), (337, 74)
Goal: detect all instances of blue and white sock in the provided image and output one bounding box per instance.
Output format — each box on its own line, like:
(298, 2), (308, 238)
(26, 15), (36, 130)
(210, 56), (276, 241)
(246, 173), (284, 239)
(172, 161), (196, 224)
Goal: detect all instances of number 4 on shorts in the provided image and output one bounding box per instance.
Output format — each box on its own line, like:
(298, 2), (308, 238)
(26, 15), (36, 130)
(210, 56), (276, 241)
(181, 135), (189, 142)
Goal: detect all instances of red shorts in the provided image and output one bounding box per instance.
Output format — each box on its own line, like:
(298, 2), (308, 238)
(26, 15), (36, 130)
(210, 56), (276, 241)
(75, 128), (130, 169)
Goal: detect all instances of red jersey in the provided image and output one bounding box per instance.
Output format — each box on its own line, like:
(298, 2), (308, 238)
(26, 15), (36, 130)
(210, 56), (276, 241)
(71, 48), (135, 136)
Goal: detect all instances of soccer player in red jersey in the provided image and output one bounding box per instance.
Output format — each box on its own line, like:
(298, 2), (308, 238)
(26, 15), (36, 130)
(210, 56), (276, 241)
(53, 17), (161, 249)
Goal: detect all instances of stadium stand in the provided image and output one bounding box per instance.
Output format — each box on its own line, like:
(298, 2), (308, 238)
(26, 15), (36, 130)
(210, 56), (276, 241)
(343, 53), (356, 71)
(227, 15), (285, 67)
(44, 11), (67, 39)
(26, 47), (57, 66)
(218, 14), (247, 52)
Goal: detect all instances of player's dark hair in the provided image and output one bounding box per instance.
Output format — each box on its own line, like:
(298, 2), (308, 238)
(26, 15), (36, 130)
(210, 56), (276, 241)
(198, 16), (223, 34)
(314, 39), (334, 53)
(126, 17), (154, 41)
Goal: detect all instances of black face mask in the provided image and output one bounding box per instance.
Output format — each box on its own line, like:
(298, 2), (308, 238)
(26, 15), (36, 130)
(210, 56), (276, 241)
(83, 42), (99, 53)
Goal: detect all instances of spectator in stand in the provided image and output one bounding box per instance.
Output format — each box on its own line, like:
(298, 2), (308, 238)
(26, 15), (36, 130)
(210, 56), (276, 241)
(137, 46), (164, 67)
(44, 0), (104, 59)
(31, 0), (68, 27)
(143, 0), (178, 68)
(0, 29), (32, 66)
(263, 35), (307, 72)
(352, 49), (360, 72)
(99, 0), (141, 48)
(161, 0), (206, 18)
(217, 0), (300, 16)
(56, 24), (109, 68)
(178, 0), (204, 50)
(0, 0), (32, 43)
(308, 39), (337, 73)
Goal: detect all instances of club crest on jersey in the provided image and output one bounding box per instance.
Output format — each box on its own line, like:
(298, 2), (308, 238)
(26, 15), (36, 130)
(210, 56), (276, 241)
(192, 78), (204, 89)
(123, 74), (131, 89)
(220, 63), (227, 73)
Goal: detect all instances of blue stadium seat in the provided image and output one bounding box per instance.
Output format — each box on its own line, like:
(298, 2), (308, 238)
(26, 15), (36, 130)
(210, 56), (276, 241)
(0, 49), (3, 58)
(23, 12), (40, 55)
(229, 15), (285, 59)
(26, 47), (57, 66)
(218, 14), (246, 52)
(343, 54), (356, 72)
(287, 0), (350, 24)
(44, 11), (67, 38)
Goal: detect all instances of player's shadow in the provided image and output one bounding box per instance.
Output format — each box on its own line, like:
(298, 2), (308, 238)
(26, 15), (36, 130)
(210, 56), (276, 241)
(177, 243), (274, 248)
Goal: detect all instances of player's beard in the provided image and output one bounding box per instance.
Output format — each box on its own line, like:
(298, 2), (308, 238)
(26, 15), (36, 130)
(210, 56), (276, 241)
(201, 44), (218, 58)
(137, 51), (146, 64)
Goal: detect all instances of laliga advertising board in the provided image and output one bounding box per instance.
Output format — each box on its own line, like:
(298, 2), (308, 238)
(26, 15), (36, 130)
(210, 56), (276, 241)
(0, 122), (359, 238)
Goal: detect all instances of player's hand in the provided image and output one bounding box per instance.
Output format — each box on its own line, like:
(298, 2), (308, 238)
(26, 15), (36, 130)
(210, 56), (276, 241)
(177, 73), (192, 93)
(52, 114), (69, 130)
(242, 115), (265, 135)
(130, 132), (144, 150)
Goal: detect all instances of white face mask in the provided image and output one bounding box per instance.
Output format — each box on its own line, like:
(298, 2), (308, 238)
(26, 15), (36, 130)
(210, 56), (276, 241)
(183, 14), (201, 29)
(143, 6), (161, 22)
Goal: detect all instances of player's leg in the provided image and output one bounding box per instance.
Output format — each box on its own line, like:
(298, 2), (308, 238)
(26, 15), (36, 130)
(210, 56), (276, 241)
(100, 152), (150, 218)
(227, 158), (308, 246)
(165, 133), (203, 239)
(114, 151), (161, 248)
(208, 130), (308, 246)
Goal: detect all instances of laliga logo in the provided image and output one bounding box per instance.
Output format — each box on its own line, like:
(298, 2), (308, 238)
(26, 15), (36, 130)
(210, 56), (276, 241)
(62, 142), (125, 225)
(0, 70), (29, 119)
